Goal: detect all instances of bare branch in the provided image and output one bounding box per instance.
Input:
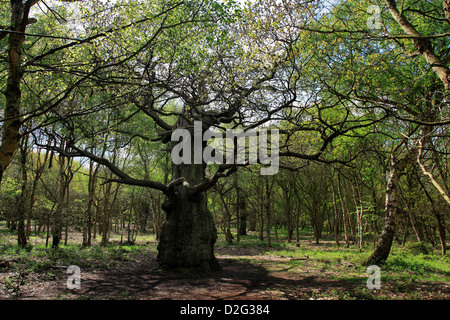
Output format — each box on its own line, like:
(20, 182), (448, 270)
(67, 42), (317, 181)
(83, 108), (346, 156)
(33, 134), (169, 193)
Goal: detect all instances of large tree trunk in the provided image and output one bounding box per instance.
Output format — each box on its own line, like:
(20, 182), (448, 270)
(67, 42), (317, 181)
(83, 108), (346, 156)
(157, 118), (220, 272)
(0, 1), (32, 184)
(157, 161), (220, 272)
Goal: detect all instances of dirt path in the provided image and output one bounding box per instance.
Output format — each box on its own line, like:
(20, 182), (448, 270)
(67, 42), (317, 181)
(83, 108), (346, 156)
(3, 245), (449, 300)
(14, 255), (352, 300)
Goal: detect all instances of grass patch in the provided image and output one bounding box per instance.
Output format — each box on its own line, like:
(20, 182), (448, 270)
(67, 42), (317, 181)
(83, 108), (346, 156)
(216, 231), (449, 299)
(0, 242), (152, 274)
(384, 248), (449, 282)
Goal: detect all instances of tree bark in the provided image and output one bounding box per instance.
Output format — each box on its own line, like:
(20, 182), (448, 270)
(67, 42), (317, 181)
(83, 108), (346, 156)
(237, 192), (248, 237)
(331, 182), (340, 247)
(365, 160), (398, 265)
(83, 159), (99, 247)
(17, 135), (29, 247)
(264, 176), (272, 247)
(445, 0), (450, 21)
(337, 176), (350, 246)
(157, 164), (220, 271)
(26, 145), (49, 239)
(416, 174), (447, 255)
(284, 190), (292, 243)
(352, 181), (364, 251)
(100, 178), (120, 246)
(52, 155), (67, 248)
(257, 181), (264, 241)
(52, 148), (74, 248)
(219, 190), (234, 244)
(385, 0), (450, 90)
(417, 138), (450, 206)
(365, 146), (415, 265)
(150, 191), (163, 240)
(0, 1), (34, 184)
(157, 122), (220, 272)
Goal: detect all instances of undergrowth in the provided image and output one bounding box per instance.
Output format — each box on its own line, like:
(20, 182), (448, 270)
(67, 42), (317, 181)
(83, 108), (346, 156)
(0, 243), (151, 273)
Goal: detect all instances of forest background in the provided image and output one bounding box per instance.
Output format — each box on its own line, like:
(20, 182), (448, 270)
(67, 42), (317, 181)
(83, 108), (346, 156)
(0, 0), (448, 300)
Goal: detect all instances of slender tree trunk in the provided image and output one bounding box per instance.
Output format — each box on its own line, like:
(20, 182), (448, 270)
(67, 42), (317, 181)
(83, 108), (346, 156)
(52, 153), (73, 248)
(332, 183), (340, 247)
(294, 185), (302, 247)
(219, 191), (233, 244)
(93, 199), (100, 240)
(365, 146), (415, 265)
(150, 191), (162, 240)
(257, 182), (264, 241)
(337, 176), (350, 246)
(100, 180), (119, 246)
(264, 176), (272, 247)
(52, 157), (66, 248)
(285, 191), (292, 243)
(344, 187), (356, 243)
(238, 194), (248, 237)
(26, 147), (49, 239)
(46, 212), (50, 247)
(352, 182), (364, 251)
(417, 138), (450, 206)
(82, 161), (92, 246)
(17, 136), (28, 247)
(26, 176), (36, 241)
(416, 174), (447, 255)
(235, 176), (240, 242)
(365, 162), (398, 265)
(83, 159), (99, 247)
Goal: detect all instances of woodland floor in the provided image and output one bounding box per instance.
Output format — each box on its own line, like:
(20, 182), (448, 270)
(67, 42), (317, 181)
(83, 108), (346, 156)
(15, 248), (449, 301)
(0, 226), (449, 300)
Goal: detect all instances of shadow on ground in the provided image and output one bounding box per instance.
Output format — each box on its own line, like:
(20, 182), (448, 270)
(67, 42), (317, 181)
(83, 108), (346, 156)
(36, 253), (366, 300)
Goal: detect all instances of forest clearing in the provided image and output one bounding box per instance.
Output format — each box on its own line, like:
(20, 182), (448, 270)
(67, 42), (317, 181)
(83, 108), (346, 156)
(1, 222), (448, 300)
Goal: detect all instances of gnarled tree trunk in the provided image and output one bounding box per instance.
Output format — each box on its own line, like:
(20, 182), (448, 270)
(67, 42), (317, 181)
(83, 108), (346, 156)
(157, 119), (220, 272)
(157, 160), (220, 272)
